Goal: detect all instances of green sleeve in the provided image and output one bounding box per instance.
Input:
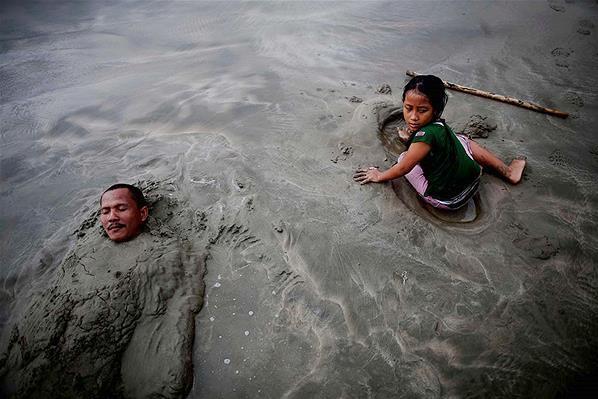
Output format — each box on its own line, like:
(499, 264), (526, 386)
(411, 125), (437, 146)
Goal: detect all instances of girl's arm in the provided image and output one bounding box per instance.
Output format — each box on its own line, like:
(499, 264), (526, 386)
(353, 142), (430, 184)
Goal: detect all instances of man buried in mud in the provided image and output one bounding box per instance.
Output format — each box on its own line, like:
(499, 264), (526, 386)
(0, 184), (204, 399)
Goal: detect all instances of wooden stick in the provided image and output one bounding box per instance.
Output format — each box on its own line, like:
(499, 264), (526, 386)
(406, 70), (569, 118)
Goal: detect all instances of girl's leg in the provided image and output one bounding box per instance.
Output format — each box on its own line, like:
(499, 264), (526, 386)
(469, 140), (526, 184)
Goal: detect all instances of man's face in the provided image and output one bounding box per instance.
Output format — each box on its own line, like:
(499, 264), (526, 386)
(100, 188), (148, 242)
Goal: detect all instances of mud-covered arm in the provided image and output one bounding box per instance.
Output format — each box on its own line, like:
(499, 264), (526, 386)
(120, 247), (204, 399)
(353, 142), (430, 184)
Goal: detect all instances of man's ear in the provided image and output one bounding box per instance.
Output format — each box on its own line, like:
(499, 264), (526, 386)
(140, 206), (149, 222)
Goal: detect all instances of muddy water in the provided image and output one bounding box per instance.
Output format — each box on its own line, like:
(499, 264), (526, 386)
(1, 1), (598, 398)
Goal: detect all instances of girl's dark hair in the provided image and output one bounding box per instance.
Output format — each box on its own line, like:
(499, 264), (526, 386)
(402, 75), (448, 118)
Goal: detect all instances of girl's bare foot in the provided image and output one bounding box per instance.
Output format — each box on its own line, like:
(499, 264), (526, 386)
(507, 157), (526, 184)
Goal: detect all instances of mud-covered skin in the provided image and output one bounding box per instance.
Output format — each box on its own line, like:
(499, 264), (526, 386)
(0, 193), (205, 399)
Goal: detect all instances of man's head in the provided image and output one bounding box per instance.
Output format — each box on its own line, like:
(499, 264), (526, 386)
(99, 184), (148, 242)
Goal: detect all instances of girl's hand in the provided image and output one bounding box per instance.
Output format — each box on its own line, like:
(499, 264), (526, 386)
(353, 166), (383, 185)
(397, 127), (411, 143)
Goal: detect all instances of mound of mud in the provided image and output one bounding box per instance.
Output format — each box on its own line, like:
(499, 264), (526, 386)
(0, 181), (207, 399)
(459, 114), (497, 139)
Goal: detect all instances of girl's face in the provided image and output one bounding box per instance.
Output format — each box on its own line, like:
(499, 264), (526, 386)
(403, 90), (435, 133)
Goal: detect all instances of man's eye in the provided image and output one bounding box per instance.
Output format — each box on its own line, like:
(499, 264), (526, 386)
(101, 209), (109, 214)
(117, 206), (128, 211)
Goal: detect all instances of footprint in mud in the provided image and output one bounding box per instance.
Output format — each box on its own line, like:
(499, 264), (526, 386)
(548, 0), (566, 12)
(548, 149), (568, 167)
(551, 47), (573, 68)
(330, 142), (353, 163)
(513, 235), (559, 260)
(563, 91), (583, 118)
(564, 91), (584, 108)
(577, 19), (594, 35)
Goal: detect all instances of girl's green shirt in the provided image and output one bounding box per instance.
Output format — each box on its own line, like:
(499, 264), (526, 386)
(410, 121), (481, 200)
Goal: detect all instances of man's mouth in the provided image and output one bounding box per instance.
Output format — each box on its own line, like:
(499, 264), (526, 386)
(107, 223), (125, 231)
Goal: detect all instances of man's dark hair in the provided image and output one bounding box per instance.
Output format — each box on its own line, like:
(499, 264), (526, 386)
(100, 183), (147, 208)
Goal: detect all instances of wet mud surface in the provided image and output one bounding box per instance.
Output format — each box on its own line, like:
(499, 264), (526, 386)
(1, 1), (598, 398)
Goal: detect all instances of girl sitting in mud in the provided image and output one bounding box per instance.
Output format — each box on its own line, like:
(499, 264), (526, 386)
(353, 74), (526, 210)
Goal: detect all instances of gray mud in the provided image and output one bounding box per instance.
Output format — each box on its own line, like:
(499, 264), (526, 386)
(1, 183), (206, 398)
(1, 1), (598, 398)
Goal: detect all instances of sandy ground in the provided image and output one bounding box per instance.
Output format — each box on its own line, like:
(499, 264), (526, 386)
(1, 0), (598, 397)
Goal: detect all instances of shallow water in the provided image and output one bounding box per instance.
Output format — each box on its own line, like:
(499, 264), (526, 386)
(1, 0), (598, 397)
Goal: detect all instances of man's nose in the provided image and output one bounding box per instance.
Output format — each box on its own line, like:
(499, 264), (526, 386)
(108, 209), (119, 221)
